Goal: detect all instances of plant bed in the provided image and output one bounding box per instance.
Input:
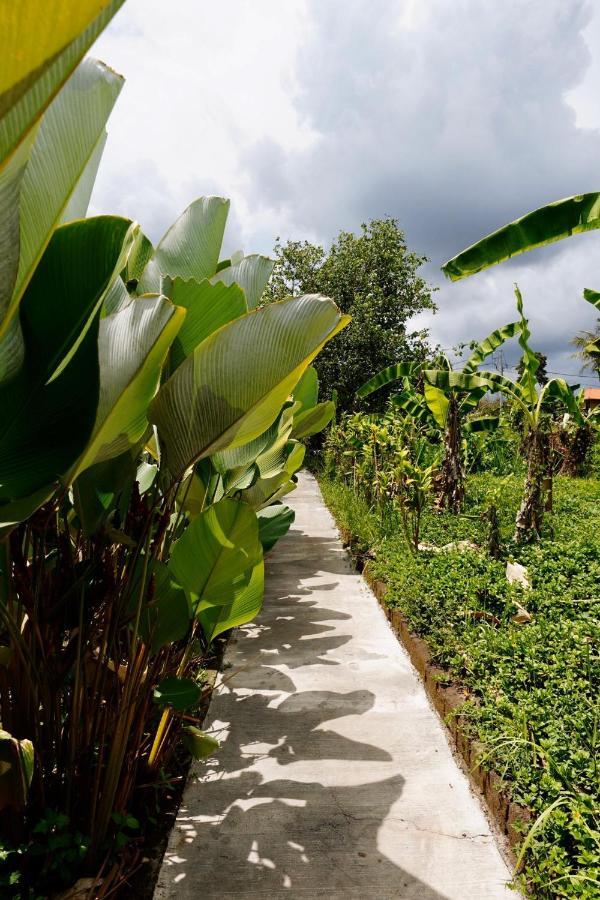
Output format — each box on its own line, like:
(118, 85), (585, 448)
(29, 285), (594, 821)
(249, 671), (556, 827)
(127, 634), (229, 900)
(319, 471), (600, 899)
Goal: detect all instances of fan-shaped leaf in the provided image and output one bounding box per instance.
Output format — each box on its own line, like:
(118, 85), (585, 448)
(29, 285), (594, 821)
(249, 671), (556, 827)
(138, 197), (230, 293)
(150, 295), (349, 481)
(212, 253), (274, 309)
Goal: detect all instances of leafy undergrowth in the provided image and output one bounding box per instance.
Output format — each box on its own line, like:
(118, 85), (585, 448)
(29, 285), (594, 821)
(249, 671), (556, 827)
(319, 472), (600, 899)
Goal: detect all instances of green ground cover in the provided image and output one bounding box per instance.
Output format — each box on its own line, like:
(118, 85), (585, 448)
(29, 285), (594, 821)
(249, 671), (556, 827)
(319, 471), (600, 899)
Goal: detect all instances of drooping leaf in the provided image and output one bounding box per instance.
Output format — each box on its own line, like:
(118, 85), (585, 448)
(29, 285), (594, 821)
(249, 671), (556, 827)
(291, 400), (335, 439)
(539, 378), (584, 425)
(169, 499), (263, 610)
(153, 677), (201, 711)
(257, 503), (295, 552)
(182, 727), (219, 760)
(165, 277), (247, 372)
(212, 253), (274, 309)
(198, 557), (264, 642)
(583, 287), (600, 312)
(442, 192), (600, 281)
(390, 390), (434, 425)
(138, 197), (230, 293)
(150, 295), (350, 481)
(292, 365), (319, 411)
(358, 362), (423, 398)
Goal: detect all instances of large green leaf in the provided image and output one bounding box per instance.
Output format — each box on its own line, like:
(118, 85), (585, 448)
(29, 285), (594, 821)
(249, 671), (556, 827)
(211, 413), (283, 476)
(165, 277), (247, 372)
(423, 382), (448, 428)
(212, 254), (274, 309)
(291, 400), (335, 439)
(6, 59), (123, 335)
(257, 503), (295, 552)
(72, 294), (185, 477)
(0, 216), (132, 504)
(423, 369), (489, 393)
(462, 321), (520, 374)
(169, 499), (263, 610)
(138, 197), (230, 293)
(442, 193), (600, 281)
(358, 362), (423, 398)
(293, 365), (319, 411)
(539, 378), (584, 424)
(0, 1), (125, 377)
(198, 557), (264, 642)
(0, 1), (123, 117)
(150, 294), (350, 481)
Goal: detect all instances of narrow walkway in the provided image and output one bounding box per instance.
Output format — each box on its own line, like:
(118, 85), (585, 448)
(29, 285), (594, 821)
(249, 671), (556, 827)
(155, 471), (517, 899)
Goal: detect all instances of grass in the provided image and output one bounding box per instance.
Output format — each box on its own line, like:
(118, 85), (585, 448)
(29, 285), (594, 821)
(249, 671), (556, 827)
(318, 471), (600, 899)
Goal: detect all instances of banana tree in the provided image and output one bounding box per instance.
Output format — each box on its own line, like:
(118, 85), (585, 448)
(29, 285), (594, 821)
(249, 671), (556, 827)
(442, 191), (600, 360)
(358, 321), (519, 511)
(475, 288), (585, 542)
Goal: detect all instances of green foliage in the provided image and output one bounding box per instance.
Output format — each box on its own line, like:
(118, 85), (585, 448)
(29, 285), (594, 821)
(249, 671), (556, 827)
(320, 471), (600, 898)
(264, 219), (435, 414)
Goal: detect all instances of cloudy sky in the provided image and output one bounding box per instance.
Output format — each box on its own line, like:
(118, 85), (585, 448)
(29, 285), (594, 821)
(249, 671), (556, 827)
(91, 0), (600, 381)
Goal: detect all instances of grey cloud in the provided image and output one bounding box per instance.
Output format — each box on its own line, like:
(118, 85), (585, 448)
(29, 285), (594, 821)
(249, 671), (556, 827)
(242, 0), (600, 375)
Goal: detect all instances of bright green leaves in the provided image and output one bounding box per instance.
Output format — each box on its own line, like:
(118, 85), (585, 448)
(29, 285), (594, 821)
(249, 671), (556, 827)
(169, 499), (265, 641)
(257, 504), (295, 552)
(291, 365), (336, 439)
(0, 216), (133, 504)
(0, 24), (125, 384)
(182, 727), (219, 760)
(442, 192), (600, 281)
(212, 254), (274, 310)
(0, 730), (34, 812)
(170, 499), (262, 608)
(150, 295), (350, 481)
(138, 197), (230, 294)
(73, 294), (185, 476)
(166, 277), (247, 372)
(0, 1), (124, 122)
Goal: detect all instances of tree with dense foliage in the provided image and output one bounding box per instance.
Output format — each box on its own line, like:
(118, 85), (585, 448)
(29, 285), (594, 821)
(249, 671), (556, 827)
(264, 219), (436, 414)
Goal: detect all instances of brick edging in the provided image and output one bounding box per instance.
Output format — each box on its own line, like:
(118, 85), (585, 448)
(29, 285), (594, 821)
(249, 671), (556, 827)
(337, 526), (531, 858)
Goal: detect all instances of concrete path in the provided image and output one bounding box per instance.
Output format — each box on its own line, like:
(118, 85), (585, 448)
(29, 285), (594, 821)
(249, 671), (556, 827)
(155, 471), (517, 899)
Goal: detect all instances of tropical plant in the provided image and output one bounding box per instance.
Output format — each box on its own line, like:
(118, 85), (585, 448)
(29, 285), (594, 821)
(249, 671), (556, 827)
(442, 191), (600, 364)
(470, 288), (585, 542)
(0, 15), (350, 889)
(357, 321), (520, 511)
